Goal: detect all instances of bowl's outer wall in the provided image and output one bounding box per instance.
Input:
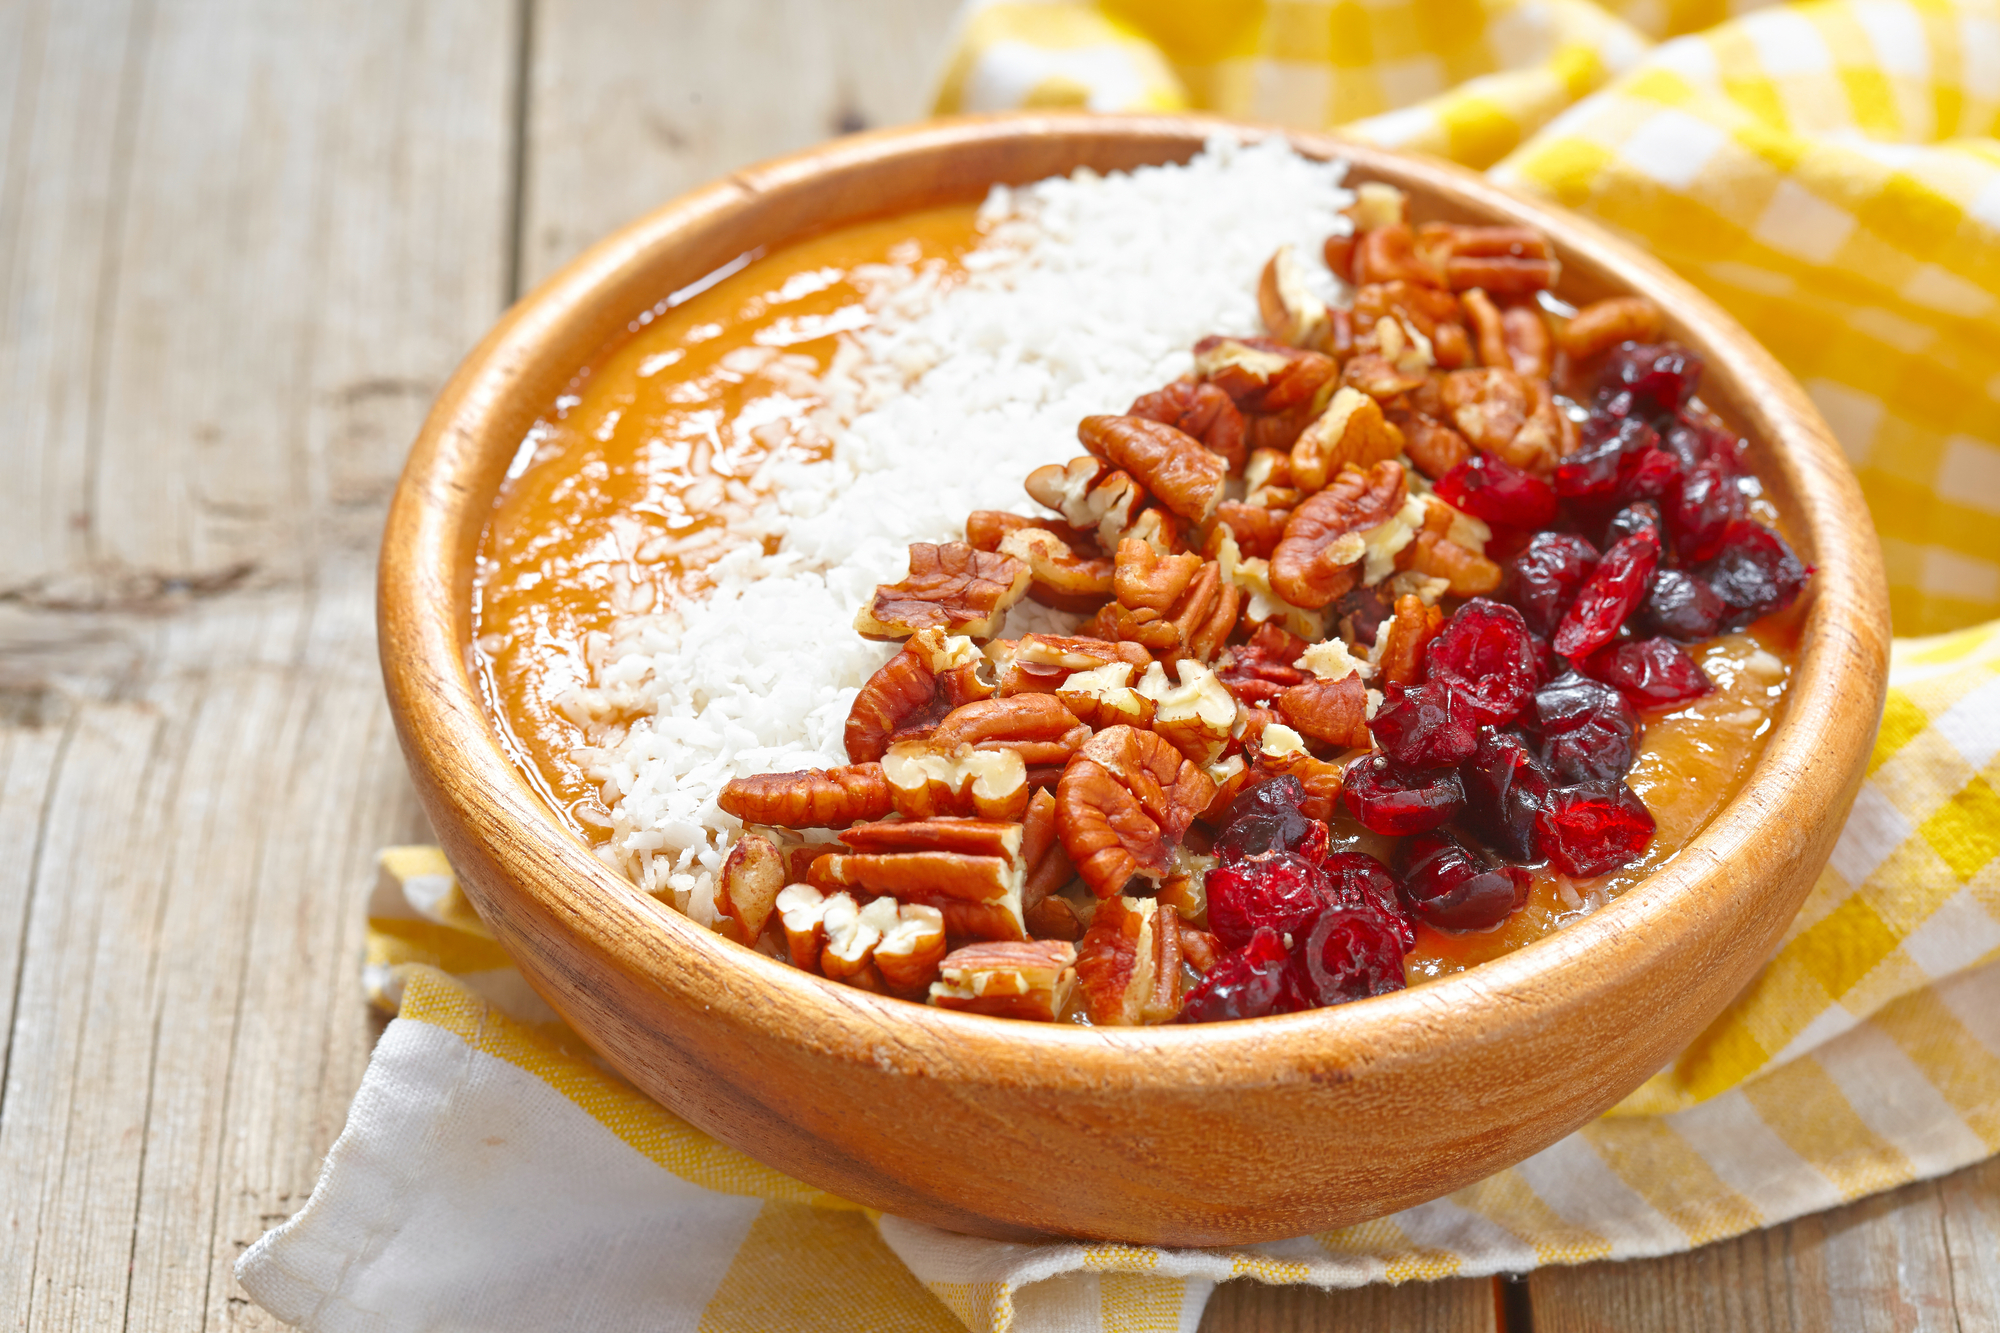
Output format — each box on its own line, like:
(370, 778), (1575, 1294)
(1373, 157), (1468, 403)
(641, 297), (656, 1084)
(380, 114), (1889, 1244)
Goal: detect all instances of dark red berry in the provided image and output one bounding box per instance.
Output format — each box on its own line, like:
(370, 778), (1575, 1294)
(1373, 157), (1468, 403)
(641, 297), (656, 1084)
(1295, 905), (1407, 1006)
(1505, 533), (1600, 638)
(1369, 681), (1480, 771)
(1341, 754), (1466, 835)
(1396, 830), (1531, 932)
(1535, 783), (1656, 877)
(1555, 415), (1658, 501)
(1667, 456), (1745, 562)
(1699, 520), (1810, 628)
(1425, 598), (1542, 726)
(1205, 850), (1328, 950)
(1536, 670), (1638, 785)
(1552, 529), (1661, 659)
(1434, 454), (1558, 529)
(1598, 342), (1703, 416)
(1615, 445), (1682, 505)
(1659, 420), (1708, 473)
(1321, 850), (1414, 949)
(1460, 728), (1551, 863)
(1582, 637), (1713, 710)
(1640, 568), (1727, 641)
(1179, 927), (1312, 1022)
(1603, 501), (1664, 550)
(1214, 775), (1324, 864)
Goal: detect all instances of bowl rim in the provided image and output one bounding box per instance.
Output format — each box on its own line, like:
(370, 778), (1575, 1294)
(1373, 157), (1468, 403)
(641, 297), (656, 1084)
(380, 111), (1888, 1090)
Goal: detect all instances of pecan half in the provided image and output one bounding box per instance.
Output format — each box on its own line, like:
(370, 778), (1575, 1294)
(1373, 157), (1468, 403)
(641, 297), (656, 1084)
(931, 694), (1089, 766)
(1114, 538), (1201, 612)
(715, 833), (787, 943)
(1073, 894), (1163, 1025)
(1440, 368), (1559, 474)
(774, 883), (947, 994)
(1193, 336), (1340, 453)
(1275, 673), (1373, 749)
(1055, 725), (1216, 898)
(855, 542), (1031, 640)
(1376, 592), (1446, 687)
(1559, 296), (1664, 360)
(1418, 222), (1559, 294)
(1127, 378), (1247, 473)
(992, 633), (1151, 696)
(1078, 415), (1228, 523)
(1053, 660), (1154, 730)
(1019, 788), (1083, 940)
(1210, 501), (1290, 559)
(1270, 460), (1408, 609)
(719, 764), (893, 828)
(845, 628), (986, 763)
(929, 940), (1077, 1020)
(1502, 305), (1554, 380)
(1462, 287), (1509, 372)
(813, 816), (1028, 941)
(1339, 350), (1428, 401)
(1394, 405), (1473, 480)
(1290, 386), (1406, 493)
(998, 526), (1115, 613)
(966, 510), (1097, 556)
(881, 742), (1031, 823)
(1134, 659), (1238, 764)
(1353, 222), (1444, 288)
(1258, 243), (1335, 352)
(1024, 456), (1147, 550)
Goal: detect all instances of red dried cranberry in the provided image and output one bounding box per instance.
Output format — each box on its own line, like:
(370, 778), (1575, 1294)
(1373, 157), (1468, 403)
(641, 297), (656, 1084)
(1369, 681), (1480, 771)
(1205, 850), (1328, 950)
(1505, 533), (1600, 638)
(1699, 520), (1810, 628)
(1341, 754), (1466, 835)
(1615, 445), (1682, 506)
(1179, 927), (1313, 1023)
(1296, 906), (1407, 1006)
(1214, 775), (1326, 864)
(1321, 850), (1414, 949)
(1552, 529), (1661, 659)
(1582, 638), (1713, 710)
(1434, 454), (1558, 529)
(1460, 728), (1551, 863)
(1536, 782), (1656, 877)
(1659, 420), (1708, 473)
(1215, 622), (1311, 706)
(1396, 830), (1530, 932)
(1667, 456), (1745, 562)
(1555, 415), (1659, 501)
(1535, 670), (1638, 785)
(1425, 598), (1542, 726)
(1640, 568), (1727, 641)
(1603, 501), (1664, 550)
(1598, 342), (1703, 416)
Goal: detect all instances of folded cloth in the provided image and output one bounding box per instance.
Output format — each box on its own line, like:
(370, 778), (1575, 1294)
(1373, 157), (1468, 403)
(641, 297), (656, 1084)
(241, 2), (2000, 1327)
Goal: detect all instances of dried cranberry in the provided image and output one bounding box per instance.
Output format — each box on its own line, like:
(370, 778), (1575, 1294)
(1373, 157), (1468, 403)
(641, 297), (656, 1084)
(1555, 415), (1659, 501)
(1460, 728), (1551, 863)
(1215, 622), (1311, 706)
(1699, 520), (1810, 628)
(1535, 670), (1638, 785)
(1425, 598), (1542, 727)
(1397, 830), (1530, 932)
(1659, 420), (1708, 474)
(1369, 681), (1480, 770)
(1214, 776), (1326, 864)
(1341, 754), (1466, 835)
(1322, 850), (1414, 949)
(1640, 568), (1727, 641)
(1551, 529), (1661, 659)
(1180, 927), (1313, 1022)
(1582, 638), (1713, 710)
(1598, 342), (1703, 416)
(1205, 850), (1328, 950)
(1666, 456), (1745, 563)
(1536, 783), (1656, 877)
(1603, 501), (1664, 550)
(1434, 454), (1557, 530)
(1505, 533), (1600, 638)
(1296, 906), (1407, 1005)
(1615, 446), (1682, 506)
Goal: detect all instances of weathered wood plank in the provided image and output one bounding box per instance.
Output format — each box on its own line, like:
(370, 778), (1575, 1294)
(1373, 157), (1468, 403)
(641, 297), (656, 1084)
(1199, 1275), (1499, 1332)
(518, 0), (960, 291)
(1939, 1156), (1999, 1332)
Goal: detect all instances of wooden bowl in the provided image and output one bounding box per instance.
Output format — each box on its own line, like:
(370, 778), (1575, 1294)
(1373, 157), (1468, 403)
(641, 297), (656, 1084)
(379, 112), (1889, 1245)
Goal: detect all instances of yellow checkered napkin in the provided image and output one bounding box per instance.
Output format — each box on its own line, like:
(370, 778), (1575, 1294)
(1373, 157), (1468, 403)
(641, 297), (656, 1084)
(238, 3), (2000, 1328)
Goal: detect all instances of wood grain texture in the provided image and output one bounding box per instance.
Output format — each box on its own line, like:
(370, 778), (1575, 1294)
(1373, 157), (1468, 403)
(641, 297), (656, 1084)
(379, 112), (1891, 1246)
(1199, 1276), (1500, 1332)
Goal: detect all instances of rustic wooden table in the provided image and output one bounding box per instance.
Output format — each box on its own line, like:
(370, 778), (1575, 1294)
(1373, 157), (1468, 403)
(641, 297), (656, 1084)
(1, 1), (1993, 1328)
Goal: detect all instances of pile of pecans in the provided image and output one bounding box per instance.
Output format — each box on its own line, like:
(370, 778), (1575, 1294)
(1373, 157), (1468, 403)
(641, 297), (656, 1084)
(709, 180), (1809, 1025)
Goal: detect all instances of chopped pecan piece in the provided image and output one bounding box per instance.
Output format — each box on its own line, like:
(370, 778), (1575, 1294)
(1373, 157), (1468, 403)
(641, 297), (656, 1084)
(1244, 447), (1293, 494)
(1053, 660), (1154, 730)
(844, 628), (987, 763)
(1258, 243), (1335, 352)
(931, 694), (1089, 766)
(1290, 386), (1406, 493)
(1176, 915), (1221, 974)
(1401, 497), (1503, 596)
(719, 764), (893, 828)
(1351, 181), (1410, 231)
(966, 510), (1097, 556)
(1440, 368), (1559, 474)
(775, 883), (947, 993)
(929, 940), (1077, 1020)
(1156, 843), (1216, 928)
(1192, 336), (1340, 453)
(1353, 280), (1465, 358)
(991, 633), (1151, 696)
(813, 816), (1028, 941)
(1418, 222), (1560, 294)
(1254, 724), (1346, 821)
(1339, 350), (1428, 401)
(1393, 405), (1473, 480)
(1019, 788), (1083, 939)
(1270, 460), (1408, 609)
(1558, 296), (1664, 360)
(1073, 894), (1165, 1025)
(875, 905), (951, 995)
(1210, 501), (1290, 559)
(1056, 725), (1216, 898)
(715, 833), (787, 943)
(1114, 538), (1201, 612)
(1024, 456), (1148, 550)
(1213, 531), (1327, 643)
(1078, 415), (1228, 523)
(1353, 222), (1444, 288)
(1276, 673), (1373, 750)
(1376, 592), (1447, 687)
(1215, 621), (1311, 706)
(1323, 231), (1356, 283)
(998, 526), (1115, 612)
(855, 542), (1030, 640)
(1127, 378), (1247, 473)
(881, 741), (1031, 823)
(1461, 287), (1509, 372)
(1134, 659), (1238, 764)
(1503, 304), (1554, 380)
